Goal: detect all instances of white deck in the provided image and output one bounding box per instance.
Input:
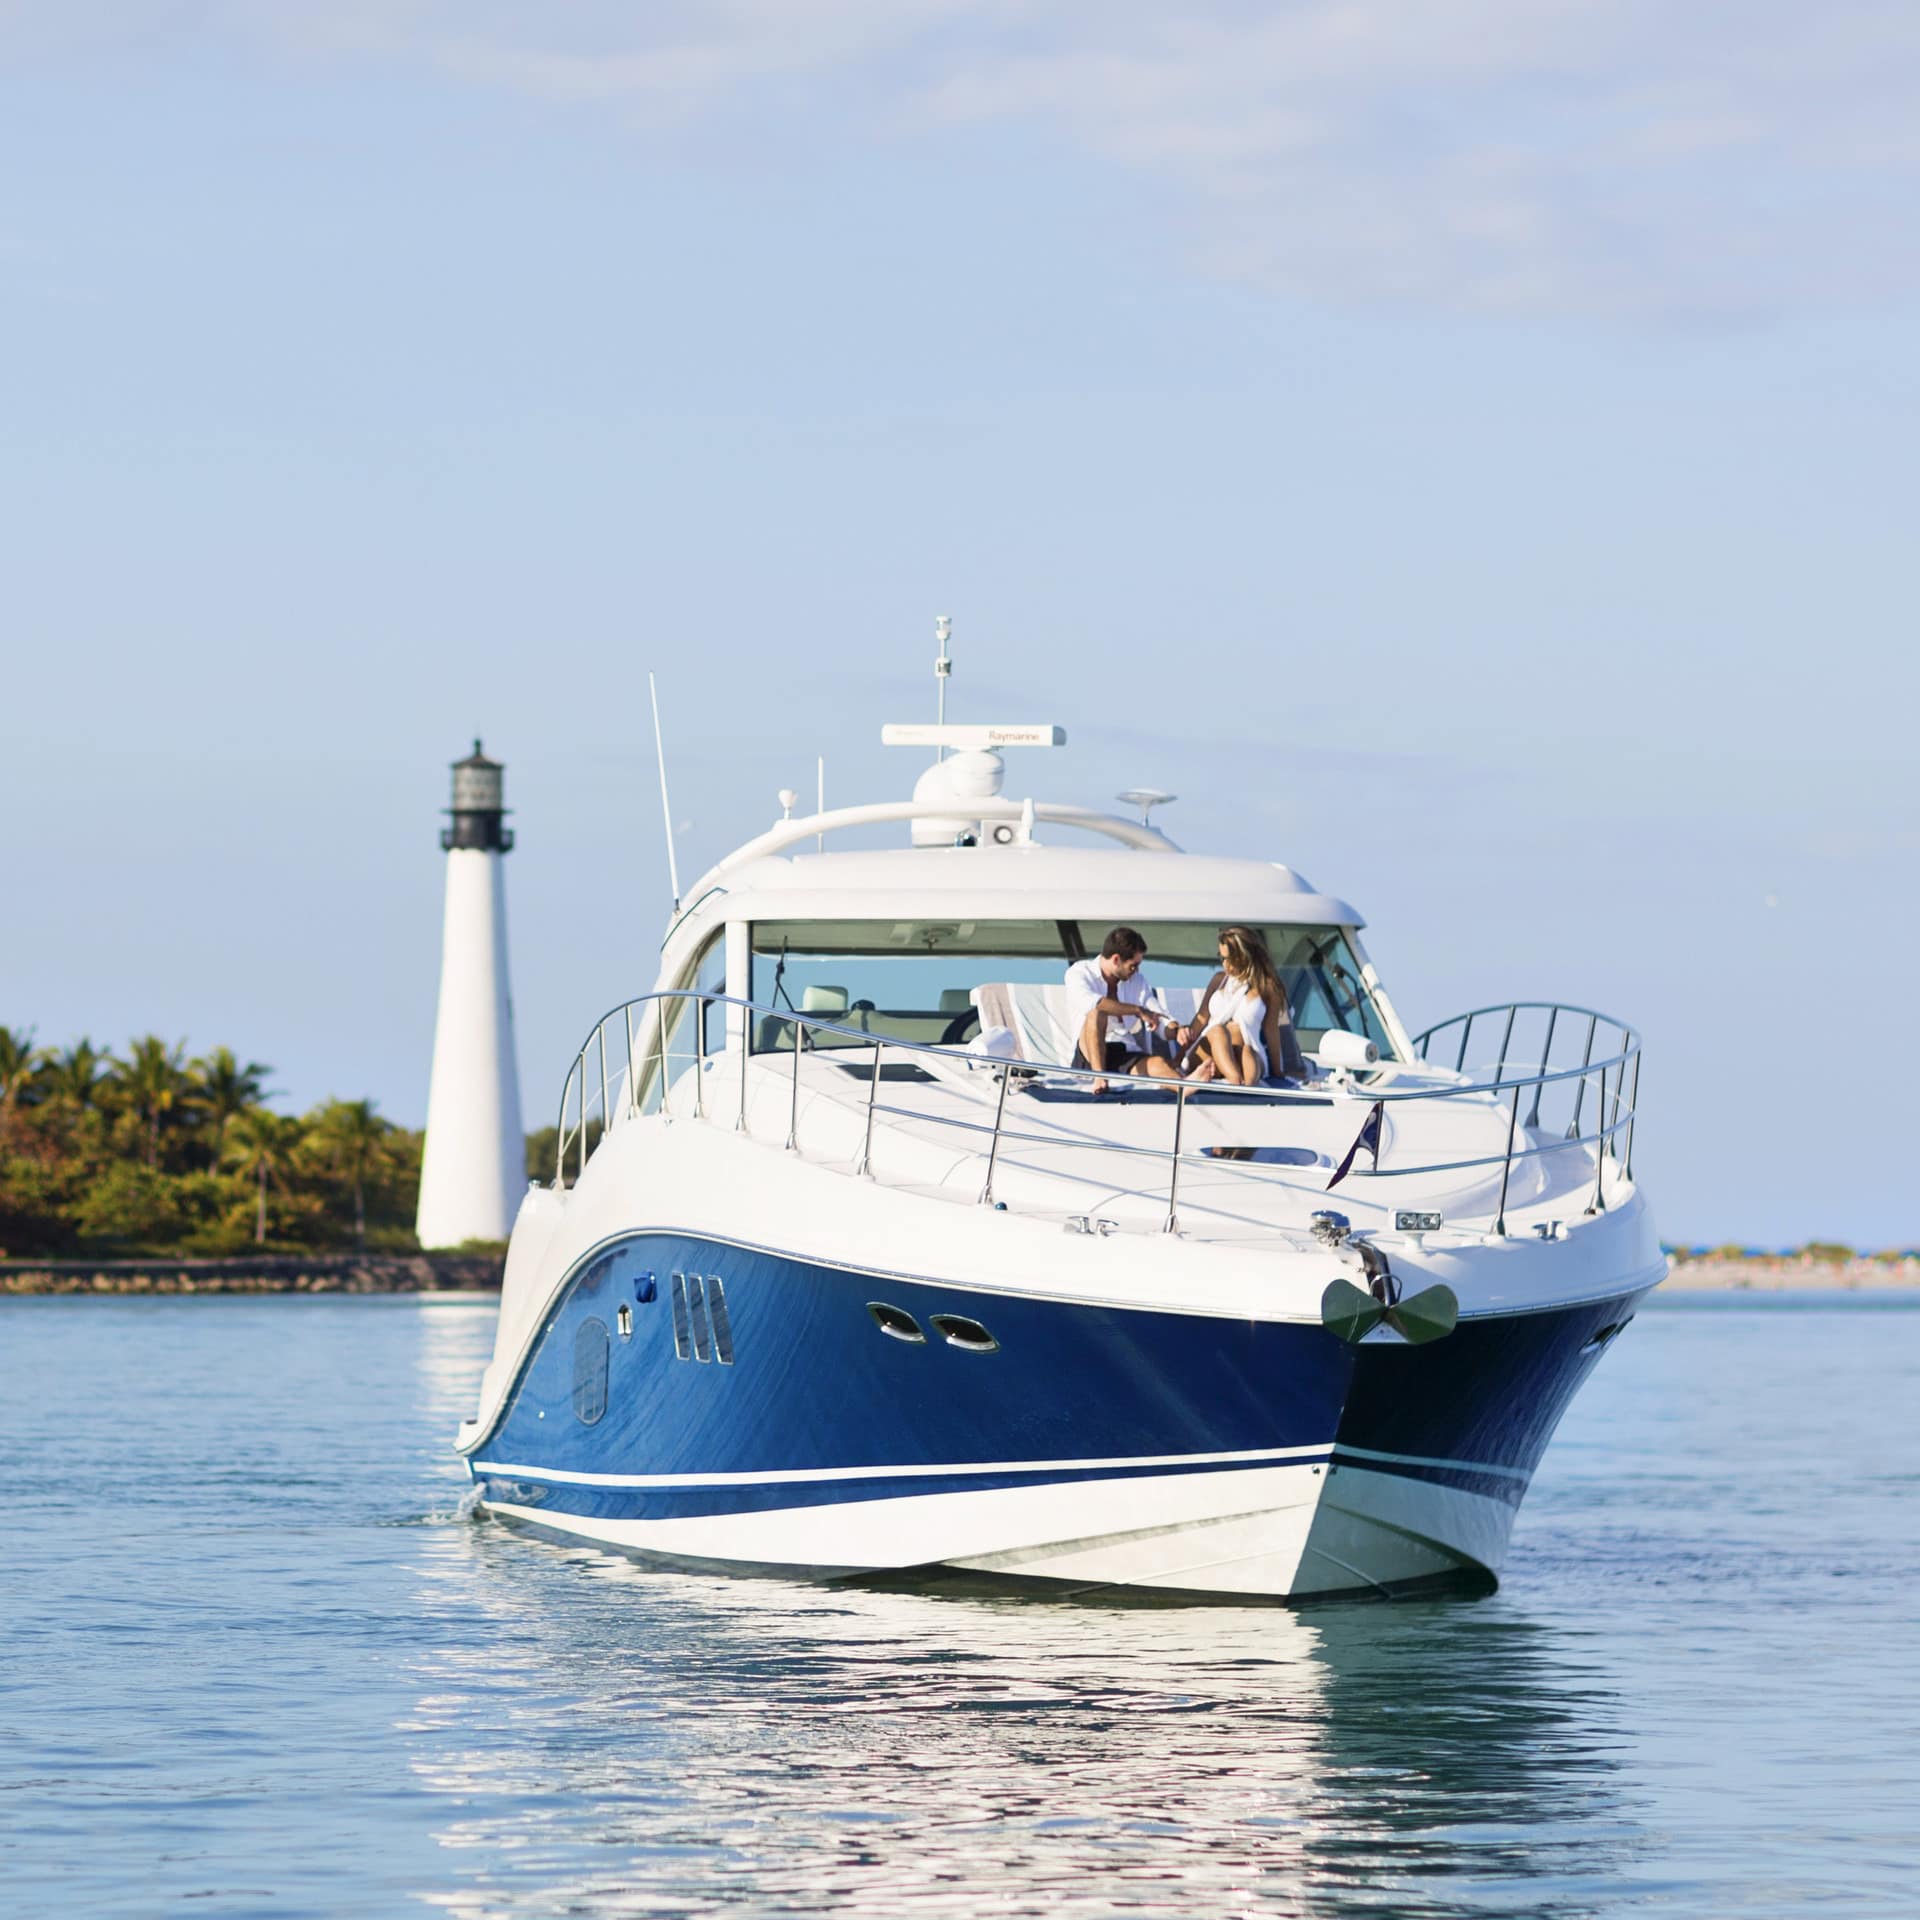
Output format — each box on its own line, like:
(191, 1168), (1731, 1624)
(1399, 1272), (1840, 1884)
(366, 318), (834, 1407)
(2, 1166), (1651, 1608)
(658, 1041), (1620, 1253)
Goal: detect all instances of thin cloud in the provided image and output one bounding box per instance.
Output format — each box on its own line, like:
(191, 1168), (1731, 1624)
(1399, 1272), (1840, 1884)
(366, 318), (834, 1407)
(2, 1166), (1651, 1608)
(12, 0), (1920, 317)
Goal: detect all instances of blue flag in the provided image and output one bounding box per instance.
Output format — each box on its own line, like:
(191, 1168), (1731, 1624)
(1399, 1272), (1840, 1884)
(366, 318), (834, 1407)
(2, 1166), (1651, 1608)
(1328, 1101), (1384, 1190)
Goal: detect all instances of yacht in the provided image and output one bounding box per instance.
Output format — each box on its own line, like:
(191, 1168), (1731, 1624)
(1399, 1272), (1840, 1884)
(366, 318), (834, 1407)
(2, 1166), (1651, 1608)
(455, 678), (1662, 1601)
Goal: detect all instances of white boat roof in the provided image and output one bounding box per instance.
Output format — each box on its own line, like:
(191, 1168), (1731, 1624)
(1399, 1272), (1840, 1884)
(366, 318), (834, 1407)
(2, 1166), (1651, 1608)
(672, 843), (1364, 944)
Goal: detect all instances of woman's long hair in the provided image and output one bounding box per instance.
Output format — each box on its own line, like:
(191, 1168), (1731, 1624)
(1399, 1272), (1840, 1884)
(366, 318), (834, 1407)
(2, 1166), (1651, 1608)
(1219, 926), (1286, 1014)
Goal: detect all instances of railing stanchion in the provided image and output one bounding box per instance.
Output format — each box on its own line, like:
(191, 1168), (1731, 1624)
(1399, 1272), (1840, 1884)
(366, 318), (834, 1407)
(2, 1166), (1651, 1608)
(693, 995), (706, 1121)
(1526, 1006), (1558, 1129)
(1165, 1081), (1188, 1234)
(1585, 1061), (1610, 1214)
(576, 1053), (588, 1186)
(656, 999), (672, 1118)
(856, 1038), (884, 1178)
(538, 997), (1641, 1240)
(1623, 1049), (1641, 1181)
(978, 1065), (1012, 1205)
(1493, 1083), (1521, 1236)
(785, 1022), (804, 1152)
(1567, 1014), (1598, 1136)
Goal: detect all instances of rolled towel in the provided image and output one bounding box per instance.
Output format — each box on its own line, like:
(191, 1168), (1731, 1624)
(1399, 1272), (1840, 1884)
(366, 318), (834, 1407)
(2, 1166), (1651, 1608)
(1317, 1029), (1380, 1069)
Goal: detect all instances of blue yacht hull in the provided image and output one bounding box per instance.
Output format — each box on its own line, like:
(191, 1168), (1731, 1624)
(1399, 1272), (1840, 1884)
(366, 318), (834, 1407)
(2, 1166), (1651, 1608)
(466, 1231), (1645, 1597)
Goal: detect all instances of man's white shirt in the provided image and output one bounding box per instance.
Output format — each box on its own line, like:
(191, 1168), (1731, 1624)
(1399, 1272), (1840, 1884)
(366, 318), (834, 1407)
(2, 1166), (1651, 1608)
(1063, 958), (1153, 1053)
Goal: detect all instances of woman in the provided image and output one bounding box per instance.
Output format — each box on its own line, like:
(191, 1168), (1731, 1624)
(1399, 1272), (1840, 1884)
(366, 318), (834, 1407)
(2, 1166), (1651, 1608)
(1178, 926), (1301, 1085)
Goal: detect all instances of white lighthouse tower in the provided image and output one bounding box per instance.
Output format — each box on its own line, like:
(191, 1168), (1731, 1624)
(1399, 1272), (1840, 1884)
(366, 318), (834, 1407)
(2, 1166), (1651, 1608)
(416, 741), (526, 1249)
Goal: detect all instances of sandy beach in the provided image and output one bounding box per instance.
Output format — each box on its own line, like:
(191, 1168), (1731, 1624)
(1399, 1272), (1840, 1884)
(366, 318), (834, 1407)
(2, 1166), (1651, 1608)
(1661, 1254), (1919, 1291)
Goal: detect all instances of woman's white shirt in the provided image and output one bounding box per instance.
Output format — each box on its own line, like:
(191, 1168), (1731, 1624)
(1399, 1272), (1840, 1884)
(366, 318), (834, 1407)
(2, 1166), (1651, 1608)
(1205, 975), (1268, 1075)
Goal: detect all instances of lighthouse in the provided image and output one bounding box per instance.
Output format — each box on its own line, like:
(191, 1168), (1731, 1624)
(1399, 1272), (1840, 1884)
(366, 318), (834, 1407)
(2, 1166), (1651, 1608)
(416, 741), (526, 1249)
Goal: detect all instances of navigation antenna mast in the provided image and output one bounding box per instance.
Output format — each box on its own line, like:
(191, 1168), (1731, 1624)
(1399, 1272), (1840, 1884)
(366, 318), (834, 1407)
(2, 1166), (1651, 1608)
(648, 671), (682, 912)
(933, 615), (952, 762)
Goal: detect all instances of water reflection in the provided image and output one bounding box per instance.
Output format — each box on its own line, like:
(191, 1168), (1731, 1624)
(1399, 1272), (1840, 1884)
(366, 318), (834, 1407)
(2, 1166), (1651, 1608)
(404, 1523), (1637, 1918)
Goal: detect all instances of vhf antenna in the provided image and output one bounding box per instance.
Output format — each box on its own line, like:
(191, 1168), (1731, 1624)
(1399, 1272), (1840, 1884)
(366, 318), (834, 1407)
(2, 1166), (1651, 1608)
(933, 615), (952, 762)
(648, 671), (682, 912)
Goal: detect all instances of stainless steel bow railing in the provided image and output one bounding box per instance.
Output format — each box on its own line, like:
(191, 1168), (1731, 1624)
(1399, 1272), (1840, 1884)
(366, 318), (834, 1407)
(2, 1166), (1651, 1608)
(553, 992), (1641, 1238)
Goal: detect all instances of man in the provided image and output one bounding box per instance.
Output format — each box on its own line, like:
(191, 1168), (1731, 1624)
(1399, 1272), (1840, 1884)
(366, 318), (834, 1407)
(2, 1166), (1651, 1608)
(1063, 927), (1180, 1093)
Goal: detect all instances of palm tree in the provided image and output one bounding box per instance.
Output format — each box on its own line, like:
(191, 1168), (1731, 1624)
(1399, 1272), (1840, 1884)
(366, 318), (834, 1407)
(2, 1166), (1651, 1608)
(221, 1109), (301, 1246)
(116, 1035), (192, 1168)
(191, 1047), (275, 1157)
(0, 1025), (43, 1108)
(304, 1098), (396, 1245)
(43, 1039), (110, 1115)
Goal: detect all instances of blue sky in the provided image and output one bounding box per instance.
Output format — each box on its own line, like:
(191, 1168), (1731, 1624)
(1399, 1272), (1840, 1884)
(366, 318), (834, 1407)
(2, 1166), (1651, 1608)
(2, 5), (1915, 1246)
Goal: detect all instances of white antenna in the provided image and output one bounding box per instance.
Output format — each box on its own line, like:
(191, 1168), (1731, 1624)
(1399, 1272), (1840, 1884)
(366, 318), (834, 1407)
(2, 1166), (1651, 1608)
(648, 671), (682, 911)
(816, 756), (825, 852)
(933, 615), (952, 761)
(1117, 787), (1177, 827)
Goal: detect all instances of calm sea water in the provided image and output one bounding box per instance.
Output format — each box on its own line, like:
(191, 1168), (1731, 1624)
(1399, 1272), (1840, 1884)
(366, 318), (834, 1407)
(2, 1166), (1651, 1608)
(3, 1291), (1916, 1919)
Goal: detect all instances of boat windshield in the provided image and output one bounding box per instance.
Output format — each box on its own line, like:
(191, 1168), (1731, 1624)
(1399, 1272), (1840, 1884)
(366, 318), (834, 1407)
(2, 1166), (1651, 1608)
(747, 919), (1394, 1057)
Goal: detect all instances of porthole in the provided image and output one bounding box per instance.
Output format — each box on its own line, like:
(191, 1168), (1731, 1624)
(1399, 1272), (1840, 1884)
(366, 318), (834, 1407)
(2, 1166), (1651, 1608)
(1584, 1315), (1634, 1352)
(868, 1301), (925, 1343)
(617, 1302), (633, 1340)
(687, 1274), (714, 1363)
(573, 1317), (610, 1423)
(670, 1273), (692, 1360)
(707, 1276), (735, 1365)
(931, 1313), (998, 1353)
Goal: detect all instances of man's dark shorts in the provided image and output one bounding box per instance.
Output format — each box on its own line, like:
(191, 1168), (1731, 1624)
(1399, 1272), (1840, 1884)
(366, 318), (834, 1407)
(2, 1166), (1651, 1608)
(1070, 1041), (1138, 1074)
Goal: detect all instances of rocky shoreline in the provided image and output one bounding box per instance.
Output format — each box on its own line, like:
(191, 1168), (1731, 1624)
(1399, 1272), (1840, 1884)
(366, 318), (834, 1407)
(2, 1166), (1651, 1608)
(5, 1252), (1913, 1297)
(0, 1253), (503, 1295)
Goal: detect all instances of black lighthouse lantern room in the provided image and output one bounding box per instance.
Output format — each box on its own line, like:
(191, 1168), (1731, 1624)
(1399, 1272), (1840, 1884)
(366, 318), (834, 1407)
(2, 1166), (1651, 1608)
(442, 740), (515, 852)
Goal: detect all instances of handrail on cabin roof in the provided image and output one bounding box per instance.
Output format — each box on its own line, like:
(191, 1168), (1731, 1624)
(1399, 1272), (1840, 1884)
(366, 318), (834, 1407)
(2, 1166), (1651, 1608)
(699, 797), (1181, 889)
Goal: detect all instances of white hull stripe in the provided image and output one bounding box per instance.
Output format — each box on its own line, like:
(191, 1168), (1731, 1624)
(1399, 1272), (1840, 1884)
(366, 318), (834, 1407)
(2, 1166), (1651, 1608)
(1331, 1443), (1532, 1482)
(471, 1443), (1333, 1489)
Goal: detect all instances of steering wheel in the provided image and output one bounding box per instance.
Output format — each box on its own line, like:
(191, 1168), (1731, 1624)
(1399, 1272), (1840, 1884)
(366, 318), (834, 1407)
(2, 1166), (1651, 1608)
(938, 1007), (982, 1047)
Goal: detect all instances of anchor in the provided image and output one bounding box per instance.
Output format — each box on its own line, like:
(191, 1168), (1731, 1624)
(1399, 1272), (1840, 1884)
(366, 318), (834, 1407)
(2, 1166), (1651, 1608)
(1320, 1240), (1458, 1346)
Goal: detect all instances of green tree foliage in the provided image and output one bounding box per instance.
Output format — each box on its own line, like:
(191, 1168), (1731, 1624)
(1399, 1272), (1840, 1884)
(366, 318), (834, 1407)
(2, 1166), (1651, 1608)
(525, 1125), (558, 1182)
(221, 1108), (305, 1246)
(191, 1047), (275, 1156)
(73, 1162), (191, 1245)
(43, 1039), (111, 1114)
(0, 1026), (43, 1107)
(301, 1098), (399, 1246)
(115, 1035), (193, 1168)
(0, 1024), (428, 1258)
